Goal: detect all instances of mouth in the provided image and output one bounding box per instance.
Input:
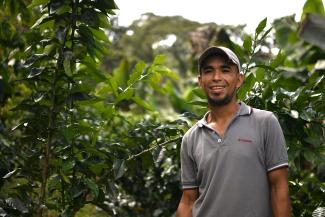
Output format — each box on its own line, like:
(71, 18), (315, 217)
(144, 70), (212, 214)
(209, 85), (226, 93)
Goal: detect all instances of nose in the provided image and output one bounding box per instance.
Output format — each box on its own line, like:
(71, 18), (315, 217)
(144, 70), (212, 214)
(212, 69), (222, 81)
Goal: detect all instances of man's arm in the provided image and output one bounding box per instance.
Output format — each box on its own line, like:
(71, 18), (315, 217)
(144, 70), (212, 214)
(176, 188), (199, 217)
(267, 167), (291, 217)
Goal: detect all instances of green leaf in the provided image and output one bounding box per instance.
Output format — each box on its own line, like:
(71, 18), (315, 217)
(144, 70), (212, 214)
(243, 35), (253, 53)
(237, 73), (256, 99)
(262, 84), (273, 100)
(153, 55), (166, 65)
(90, 27), (109, 43)
(192, 87), (206, 99)
(0, 20), (15, 40)
(150, 71), (161, 84)
(187, 100), (208, 107)
(63, 59), (71, 76)
(80, 8), (100, 28)
(62, 161), (75, 172)
(94, 0), (118, 11)
(270, 50), (285, 68)
(255, 68), (265, 81)
(4, 198), (28, 213)
(164, 69), (179, 80)
(152, 146), (163, 163)
(28, 0), (48, 8)
(277, 76), (301, 91)
(132, 96), (154, 111)
(71, 185), (83, 198)
(98, 13), (111, 28)
(127, 61), (146, 86)
(107, 74), (118, 97)
(113, 159), (125, 180)
(84, 178), (99, 199)
(80, 55), (98, 71)
(56, 26), (67, 44)
(24, 54), (47, 68)
(62, 125), (78, 141)
(151, 65), (169, 74)
(152, 65), (179, 80)
(259, 27), (272, 41)
(49, 1), (65, 14)
(89, 163), (108, 175)
(142, 152), (154, 170)
(255, 18), (267, 35)
(74, 44), (87, 60)
(27, 67), (45, 79)
(312, 75), (324, 89)
(8, 0), (20, 15)
(78, 25), (95, 47)
(2, 169), (19, 179)
(48, 175), (60, 192)
(302, 0), (325, 19)
(150, 81), (166, 94)
(31, 13), (49, 29)
(43, 44), (56, 56)
(115, 88), (134, 103)
(59, 171), (70, 184)
(55, 5), (71, 15)
(113, 58), (129, 88)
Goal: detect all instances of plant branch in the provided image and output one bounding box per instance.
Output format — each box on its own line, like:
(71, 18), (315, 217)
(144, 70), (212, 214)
(126, 137), (181, 161)
(37, 1), (74, 215)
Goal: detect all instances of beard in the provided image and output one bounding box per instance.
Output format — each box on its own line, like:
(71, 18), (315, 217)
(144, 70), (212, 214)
(207, 95), (232, 106)
(206, 88), (236, 106)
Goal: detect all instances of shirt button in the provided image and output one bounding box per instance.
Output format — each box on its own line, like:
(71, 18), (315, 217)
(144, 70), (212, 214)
(217, 138), (222, 143)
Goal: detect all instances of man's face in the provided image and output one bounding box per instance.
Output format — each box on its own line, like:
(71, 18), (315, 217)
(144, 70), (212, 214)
(198, 56), (244, 106)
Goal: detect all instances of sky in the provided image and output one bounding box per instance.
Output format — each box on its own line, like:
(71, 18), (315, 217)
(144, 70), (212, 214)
(113, 0), (322, 33)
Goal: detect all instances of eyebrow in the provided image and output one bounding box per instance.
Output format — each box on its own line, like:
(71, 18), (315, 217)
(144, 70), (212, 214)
(202, 64), (232, 70)
(220, 64), (231, 69)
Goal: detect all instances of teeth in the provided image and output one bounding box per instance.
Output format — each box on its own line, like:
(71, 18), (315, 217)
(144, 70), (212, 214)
(211, 86), (224, 89)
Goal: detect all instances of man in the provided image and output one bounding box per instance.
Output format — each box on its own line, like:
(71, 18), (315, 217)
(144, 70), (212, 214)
(176, 46), (291, 217)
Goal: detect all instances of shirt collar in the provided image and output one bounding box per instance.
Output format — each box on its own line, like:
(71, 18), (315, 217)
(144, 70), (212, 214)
(197, 101), (252, 128)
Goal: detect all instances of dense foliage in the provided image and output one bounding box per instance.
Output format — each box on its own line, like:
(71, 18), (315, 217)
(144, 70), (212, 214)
(0, 0), (324, 216)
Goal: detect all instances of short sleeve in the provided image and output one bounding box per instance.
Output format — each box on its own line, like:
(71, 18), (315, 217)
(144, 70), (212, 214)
(265, 113), (288, 172)
(180, 134), (198, 189)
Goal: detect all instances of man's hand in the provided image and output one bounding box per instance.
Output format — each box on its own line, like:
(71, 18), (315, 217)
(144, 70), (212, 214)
(176, 188), (199, 217)
(268, 167), (291, 217)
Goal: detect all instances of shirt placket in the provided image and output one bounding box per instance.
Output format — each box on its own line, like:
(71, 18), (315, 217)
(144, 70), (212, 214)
(205, 113), (241, 145)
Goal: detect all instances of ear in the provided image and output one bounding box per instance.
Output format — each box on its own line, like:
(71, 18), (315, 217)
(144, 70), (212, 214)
(198, 75), (203, 88)
(236, 73), (244, 89)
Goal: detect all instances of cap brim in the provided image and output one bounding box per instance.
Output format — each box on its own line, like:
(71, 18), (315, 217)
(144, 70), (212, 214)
(198, 46), (242, 74)
(198, 47), (229, 66)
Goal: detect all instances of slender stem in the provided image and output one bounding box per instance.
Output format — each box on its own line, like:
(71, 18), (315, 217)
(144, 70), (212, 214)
(38, 1), (74, 215)
(61, 175), (66, 210)
(99, 137), (181, 183)
(244, 36), (258, 74)
(126, 137), (181, 161)
(38, 60), (59, 217)
(37, 3), (56, 215)
(70, 1), (79, 213)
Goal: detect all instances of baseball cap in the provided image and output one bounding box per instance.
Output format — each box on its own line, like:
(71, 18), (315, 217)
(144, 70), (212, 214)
(198, 46), (243, 74)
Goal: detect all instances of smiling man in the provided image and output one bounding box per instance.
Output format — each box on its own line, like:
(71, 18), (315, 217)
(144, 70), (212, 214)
(176, 46), (291, 217)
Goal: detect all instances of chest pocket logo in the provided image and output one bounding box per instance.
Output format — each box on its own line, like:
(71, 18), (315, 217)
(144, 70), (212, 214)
(238, 138), (253, 143)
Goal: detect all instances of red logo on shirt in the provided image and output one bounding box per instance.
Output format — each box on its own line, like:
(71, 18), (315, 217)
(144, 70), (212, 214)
(238, 138), (253, 143)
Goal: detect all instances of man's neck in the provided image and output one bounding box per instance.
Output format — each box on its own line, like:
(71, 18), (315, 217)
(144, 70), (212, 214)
(208, 101), (240, 124)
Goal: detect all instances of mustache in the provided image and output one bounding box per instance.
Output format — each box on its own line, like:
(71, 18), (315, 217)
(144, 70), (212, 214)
(208, 83), (226, 88)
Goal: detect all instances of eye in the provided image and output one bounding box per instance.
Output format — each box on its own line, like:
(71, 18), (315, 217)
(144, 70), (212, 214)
(221, 67), (231, 73)
(222, 68), (230, 72)
(202, 67), (213, 74)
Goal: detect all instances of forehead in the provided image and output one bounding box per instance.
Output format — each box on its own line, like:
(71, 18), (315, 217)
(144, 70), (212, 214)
(201, 55), (236, 68)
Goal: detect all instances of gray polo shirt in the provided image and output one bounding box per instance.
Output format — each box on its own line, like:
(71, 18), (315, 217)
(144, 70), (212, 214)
(180, 102), (288, 217)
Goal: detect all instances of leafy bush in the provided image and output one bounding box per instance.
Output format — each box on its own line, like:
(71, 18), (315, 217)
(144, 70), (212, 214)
(0, 0), (324, 216)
